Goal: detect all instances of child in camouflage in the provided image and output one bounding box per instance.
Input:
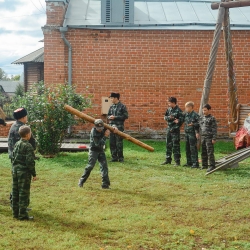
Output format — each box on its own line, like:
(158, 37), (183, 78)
(200, 104), (217, 172)
(78, 119), (111, 189)
(12, 125), (37, 220)
(183, 101), (200, 168)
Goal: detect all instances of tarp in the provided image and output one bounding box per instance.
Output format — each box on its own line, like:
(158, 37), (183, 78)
(235, 116), (250, 150)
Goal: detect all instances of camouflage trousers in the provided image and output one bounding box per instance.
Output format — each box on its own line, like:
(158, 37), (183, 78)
(80, 150), (110, 187)
(110, 128), (124, 161)
(12, 170), (31, 219)
(166, 131), (181, 163)
(185, 133), (199, 165)
(201, 137), (215, 167)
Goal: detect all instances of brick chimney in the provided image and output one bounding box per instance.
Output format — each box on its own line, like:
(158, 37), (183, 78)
(45, 0), (69, 26)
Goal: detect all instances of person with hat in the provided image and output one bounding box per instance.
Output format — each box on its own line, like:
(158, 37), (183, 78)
(8, 108), (36, 159)
(78, 119), (111, 189)
(107, 92), (128, 162)
(8, 107), (36, 209)
(161, 97), (184, 166)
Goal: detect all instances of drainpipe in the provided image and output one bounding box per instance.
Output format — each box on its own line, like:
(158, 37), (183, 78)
(60, 27), (72, 134)
(60, 26), (72, 86)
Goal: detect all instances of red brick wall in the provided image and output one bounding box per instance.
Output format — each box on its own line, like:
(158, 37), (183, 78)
(43, 27), (250, 136)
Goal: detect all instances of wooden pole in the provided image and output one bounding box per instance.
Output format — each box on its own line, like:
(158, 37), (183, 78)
(223, 8), (238, 124)
(198, 6), (225, 115)
(64, 104), (154, 152)
(211, 0), (250, 10)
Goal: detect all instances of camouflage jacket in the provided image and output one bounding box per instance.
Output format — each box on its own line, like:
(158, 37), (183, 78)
(89, 127), (107, 152)
(8, 121), (36, 159)
(184, 111), (200, 134)
(108, 101), (128, 128)
(12, 139), (36, 177)
(200, 114), (217, 140)
(164, 105), (184, 132)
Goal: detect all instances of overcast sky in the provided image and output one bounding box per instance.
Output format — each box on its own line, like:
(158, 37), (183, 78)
(0, 0), (46, 77)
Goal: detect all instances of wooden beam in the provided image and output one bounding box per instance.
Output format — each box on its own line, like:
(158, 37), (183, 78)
(211, 0), (250, 10)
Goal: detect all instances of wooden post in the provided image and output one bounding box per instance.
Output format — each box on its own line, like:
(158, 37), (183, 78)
(64, 104), (155, 152)
(211, 0), (250, 9)
(223, 8), (238, 123)
(198, 6), (225, 115)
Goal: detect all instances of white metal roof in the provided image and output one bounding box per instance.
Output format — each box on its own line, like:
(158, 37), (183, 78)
(63, 0), (250, 30)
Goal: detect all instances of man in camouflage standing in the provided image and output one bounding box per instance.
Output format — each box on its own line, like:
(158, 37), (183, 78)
(183, 101), (200, 168)
(8, 108), (36, 208)
(200, 104), (217, 172)
(108, 92), (128, 162)
(161, 97), (184, 166)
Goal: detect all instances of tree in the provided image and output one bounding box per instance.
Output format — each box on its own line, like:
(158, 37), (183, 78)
(0, 68), (7, 80)
(14, 83), (24, 97)
(11, 75), (21, 81)
(11, 81), (92, 156)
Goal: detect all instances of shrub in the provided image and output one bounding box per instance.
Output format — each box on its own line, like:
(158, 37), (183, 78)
(11, 81), (91, 156)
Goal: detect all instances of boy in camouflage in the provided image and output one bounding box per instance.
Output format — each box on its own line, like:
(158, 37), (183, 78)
(108, 92), (128, 162)
(12, 125), (37, 220)
(162, 97), (184, 166)
(183, 102), (200, 168)
(200, 104), (217, 172)
(78, 119), (111, 189)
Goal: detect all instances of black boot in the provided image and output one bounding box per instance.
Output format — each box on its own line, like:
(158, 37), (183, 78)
(183, 163), (192, 167)
(207, 166), (215, 172)
(78, 178), (84, 187)
(174, 162), (180, 167)
(161, 160), (171, 165)
(191, 164), (199, 169)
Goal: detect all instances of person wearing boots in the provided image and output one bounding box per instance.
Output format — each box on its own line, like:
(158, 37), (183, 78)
(200, 104), (217, 172)
(78, 119), (111, 189)
(183, 101), (200, 168)
(107, 92), (128, 162)
(161, 97), (184, 166)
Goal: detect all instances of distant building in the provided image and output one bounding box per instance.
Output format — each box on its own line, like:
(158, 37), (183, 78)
(0, 81), (23, 97)
(12, 47), (44, 92)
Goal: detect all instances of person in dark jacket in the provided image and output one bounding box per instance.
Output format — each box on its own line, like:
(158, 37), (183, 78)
(78, 119), (111, 189)
(107, 92), (128, 162)
(162, 97), (184, 166)
(12, 125), (37, 220)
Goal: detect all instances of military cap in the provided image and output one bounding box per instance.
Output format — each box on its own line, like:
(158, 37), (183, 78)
(13, 108), (27, 120)
(109, 92), (120, 99)
(94, 119), (104, 129)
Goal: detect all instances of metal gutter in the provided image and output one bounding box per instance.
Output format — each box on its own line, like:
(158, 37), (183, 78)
(59, 26), (72, 86)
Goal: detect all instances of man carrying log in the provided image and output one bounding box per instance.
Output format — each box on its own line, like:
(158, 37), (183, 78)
(107, 92), (128, 163)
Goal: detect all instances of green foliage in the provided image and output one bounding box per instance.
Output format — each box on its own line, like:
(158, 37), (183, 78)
(14, 83), (24, 97)
(11, 81), (91, 155)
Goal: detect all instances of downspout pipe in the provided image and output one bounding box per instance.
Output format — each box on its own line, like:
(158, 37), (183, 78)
(60, 26), (72, 86)
(60, 26), (72, 134)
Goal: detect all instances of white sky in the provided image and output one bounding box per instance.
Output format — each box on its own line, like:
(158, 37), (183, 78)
(0, 0), (46, 76)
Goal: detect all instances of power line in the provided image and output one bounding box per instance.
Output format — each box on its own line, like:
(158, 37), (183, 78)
(38, 0), (46, 12)
(30, 0), (45, 14)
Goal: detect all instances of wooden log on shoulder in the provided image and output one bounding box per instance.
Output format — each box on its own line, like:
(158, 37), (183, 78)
(211, 0), (250, 10)
(64, 105), (154, 152)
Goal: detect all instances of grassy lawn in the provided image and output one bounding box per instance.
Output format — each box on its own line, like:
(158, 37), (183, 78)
(1, 140), (250, 250)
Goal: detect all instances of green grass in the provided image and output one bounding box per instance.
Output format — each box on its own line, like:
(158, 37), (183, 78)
(1, 140), (250, 250)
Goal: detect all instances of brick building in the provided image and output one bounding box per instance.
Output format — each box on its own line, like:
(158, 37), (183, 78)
(42, 0), (250, 137)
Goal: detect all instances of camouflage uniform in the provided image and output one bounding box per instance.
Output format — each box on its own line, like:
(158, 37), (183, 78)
(108, 102), (128, 161)
(200, 114), (217, 168)
(8, 121), (36, 159)
(79, 128), (110, 188)
(164, 105), (184, 164)
(12, 139), (36, 219)
(184, 111), (200, 167)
